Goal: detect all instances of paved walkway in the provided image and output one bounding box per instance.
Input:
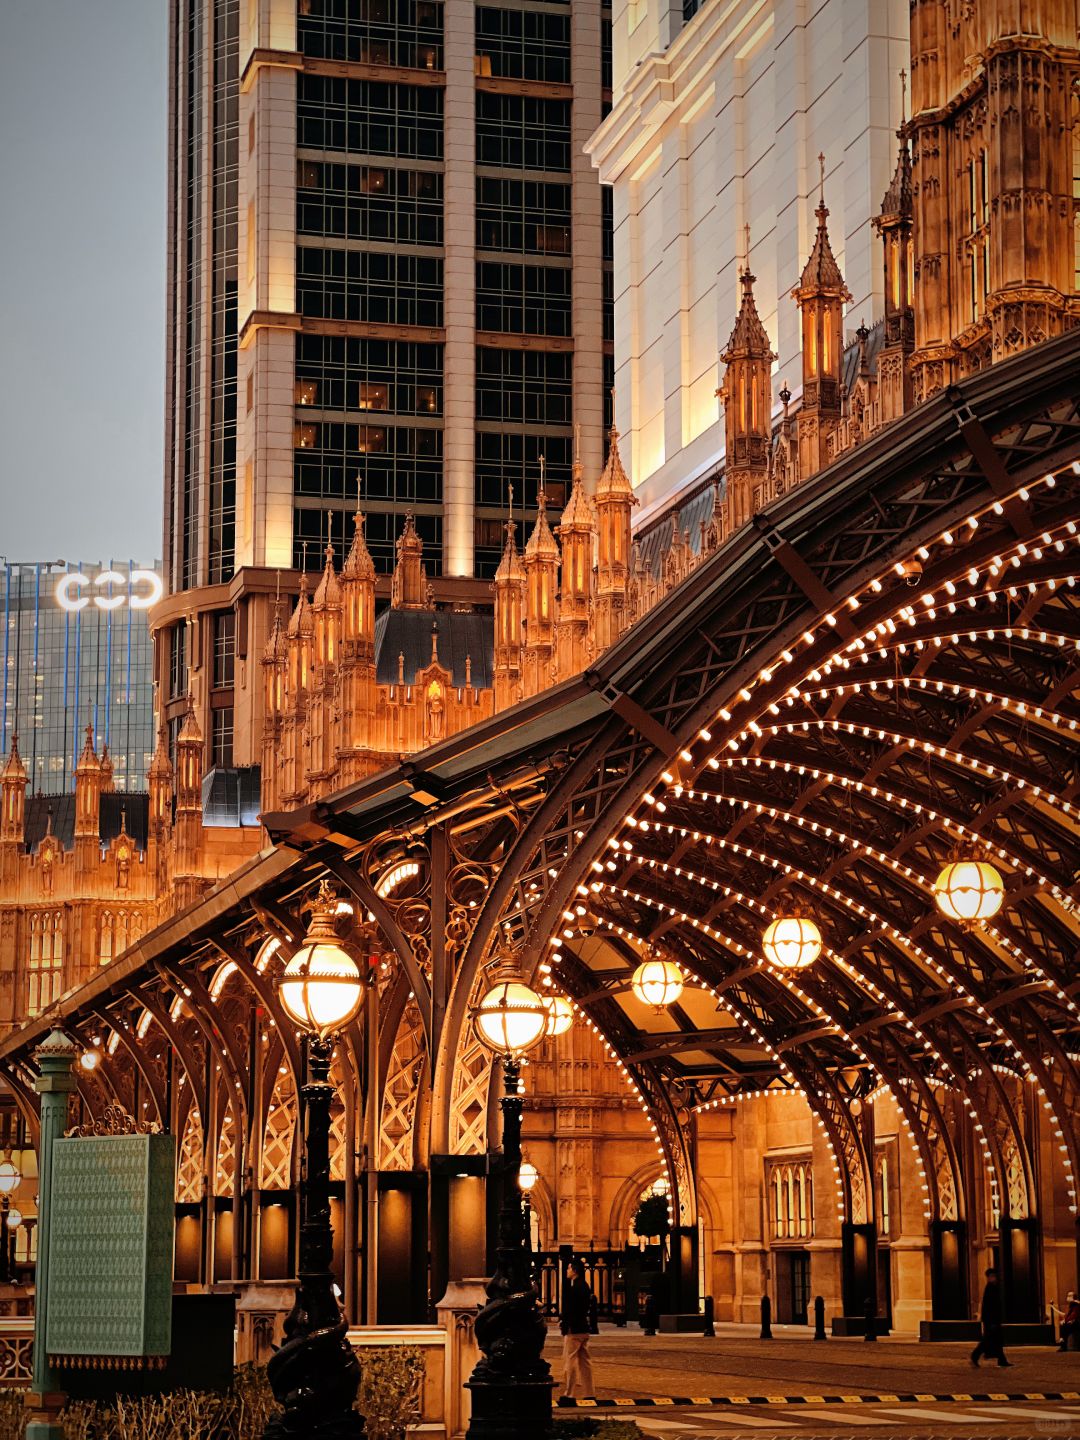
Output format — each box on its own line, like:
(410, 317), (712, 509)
(548, 1325), (1079, 1438)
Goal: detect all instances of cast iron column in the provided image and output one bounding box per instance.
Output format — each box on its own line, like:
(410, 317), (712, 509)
(26, 1029), (77, 1440)
(465, 1056), (553, 1439)
(265, 1037), (364, 1440)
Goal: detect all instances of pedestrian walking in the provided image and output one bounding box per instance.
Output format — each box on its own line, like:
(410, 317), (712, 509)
(561, 1258), (596, 1399)
(971, 1266), (1011, 1368)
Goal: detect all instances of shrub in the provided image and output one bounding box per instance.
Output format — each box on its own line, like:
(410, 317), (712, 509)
(632, 1194), (670, 1239)
(355, 1345), (426, 1440)
(553, 1421), (643, 1440)
(0, 1391), (22, 1440)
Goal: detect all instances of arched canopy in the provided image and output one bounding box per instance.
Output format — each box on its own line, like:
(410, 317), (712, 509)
(1, 331), (1078, 1248)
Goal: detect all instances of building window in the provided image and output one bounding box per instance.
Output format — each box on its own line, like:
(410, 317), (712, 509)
(476, 347), (572, 425)
(297, 161), (442, 246)
(769, 1161), (813, 1241)
(98, 909), (135, 966)
(297, 75), (443, 160)
(476, 177), (571, 256)
(476, 93), (570, 172)
(298, 0), (444, 71)
(28, 911), (64, 1017)
(297, 245), (443, 327)
(296, 421), (442, 501)
(475, 7), (570, 84)
(213, 610), (236, 690)
(474, 431), (570, 510)
(211, 707), (234, 768)
(169, 624), (189, 701)
(296, 333), (443, 417)
(294, 505), (441, 575)
(475, 261), (572, 337)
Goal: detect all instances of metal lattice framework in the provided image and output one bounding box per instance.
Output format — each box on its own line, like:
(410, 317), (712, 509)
(0, 330), (1078, 1289)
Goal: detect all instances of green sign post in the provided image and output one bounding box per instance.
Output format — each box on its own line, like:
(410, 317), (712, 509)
(26, 1029), (77, 1440)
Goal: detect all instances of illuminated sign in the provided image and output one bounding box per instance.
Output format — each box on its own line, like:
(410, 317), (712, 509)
(54, 570), (163, 613)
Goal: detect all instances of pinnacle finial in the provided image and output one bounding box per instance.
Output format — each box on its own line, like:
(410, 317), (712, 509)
(574, 422), (581, 466)
(818, 153), (826, 206)
(742, 222), (751, 274)
(538, 454), (546, 499)
(899, 68), (907, 127)
(325, 509), (334, 567)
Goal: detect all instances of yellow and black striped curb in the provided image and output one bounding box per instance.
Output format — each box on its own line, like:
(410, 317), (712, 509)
(557, 1390), (1080, 1409)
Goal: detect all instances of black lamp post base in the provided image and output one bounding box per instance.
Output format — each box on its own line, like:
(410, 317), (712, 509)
(264, 1318), (365, 1440)
(465, 1378), (554, 1440)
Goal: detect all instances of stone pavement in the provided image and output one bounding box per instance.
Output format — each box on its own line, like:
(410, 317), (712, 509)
(548, 1324), (1080, 1439)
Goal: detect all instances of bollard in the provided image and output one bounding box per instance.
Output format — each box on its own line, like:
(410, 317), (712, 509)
(643, 1292), (659, 1336)
(703, 1294), (716, 1338)
(813, 1295), (827, 1341)
(863, 1295), (877, 1341)
(760, 1294), (773, 1340)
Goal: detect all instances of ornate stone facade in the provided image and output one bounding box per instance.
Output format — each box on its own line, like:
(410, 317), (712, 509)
(0, 716), (261, 1037)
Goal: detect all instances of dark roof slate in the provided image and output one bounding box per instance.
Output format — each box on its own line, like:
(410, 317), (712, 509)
(23, 793), (149, 853)
(375, 610), (494, 690)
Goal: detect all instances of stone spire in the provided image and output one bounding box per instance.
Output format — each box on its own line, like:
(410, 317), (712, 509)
(287, 571), (313, 700)
(342, 504), (376, 659)
(721, 235), (777, 532)
(74, 723), (103, 846)
(390, 512), (431, 610)
(556, 427), (596, 679)
(523, 474), (560, 699)
(1, 735), (27, 849)
(792, 155), (851, 479)
(148, 721), (173, 833)
(874, 70), (915, 424)
(593, 418), (637, 652)
(493, 512), (526, 710)
(312, 525), (343, 673)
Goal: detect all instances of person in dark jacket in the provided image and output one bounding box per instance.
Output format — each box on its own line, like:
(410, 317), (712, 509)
(560, 1258), (596, 1399)
(971, 1267), (1011, 1367)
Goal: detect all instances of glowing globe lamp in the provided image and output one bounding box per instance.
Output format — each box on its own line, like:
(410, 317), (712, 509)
(933, 859), (1004, 925)
(762, 915), (822, 970)
(518, 1160), (539, 1193)
(5, 1209), (21, 1232)
(474, 979), (549, 1055)
(631, 957), (684, 1011)
(542, 995), (574, 1037)
(0, 1162), (19, 1197)
(278, 886), (364, 1038)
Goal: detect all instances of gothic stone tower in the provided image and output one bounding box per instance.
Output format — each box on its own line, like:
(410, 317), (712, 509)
(908, 0), (1080, 400)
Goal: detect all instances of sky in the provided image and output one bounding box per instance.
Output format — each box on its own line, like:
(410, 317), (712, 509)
(0, 1), (168, 568)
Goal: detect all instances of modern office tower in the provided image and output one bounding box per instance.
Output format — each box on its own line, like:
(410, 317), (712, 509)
(0, 561), (160, 793)
(162, 0), (613, 765)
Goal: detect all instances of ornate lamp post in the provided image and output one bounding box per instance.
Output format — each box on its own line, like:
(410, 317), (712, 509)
(466, 968), (553, 1440)
(6, 1209), (22, 1280)
(265, 882), (366, 1440)
(518, 1159), (538, 1254)
(0, 1158), (20, 1285)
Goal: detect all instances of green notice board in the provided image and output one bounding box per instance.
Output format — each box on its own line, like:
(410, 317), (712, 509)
(45, 1133), (176, 1358)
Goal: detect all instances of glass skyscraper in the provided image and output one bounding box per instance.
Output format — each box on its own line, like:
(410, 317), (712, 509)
(161, 0), (612, 764)
(0, 562), (159, 793)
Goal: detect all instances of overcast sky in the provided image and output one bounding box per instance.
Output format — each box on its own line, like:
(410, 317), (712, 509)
(0, 1), (167, 567)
